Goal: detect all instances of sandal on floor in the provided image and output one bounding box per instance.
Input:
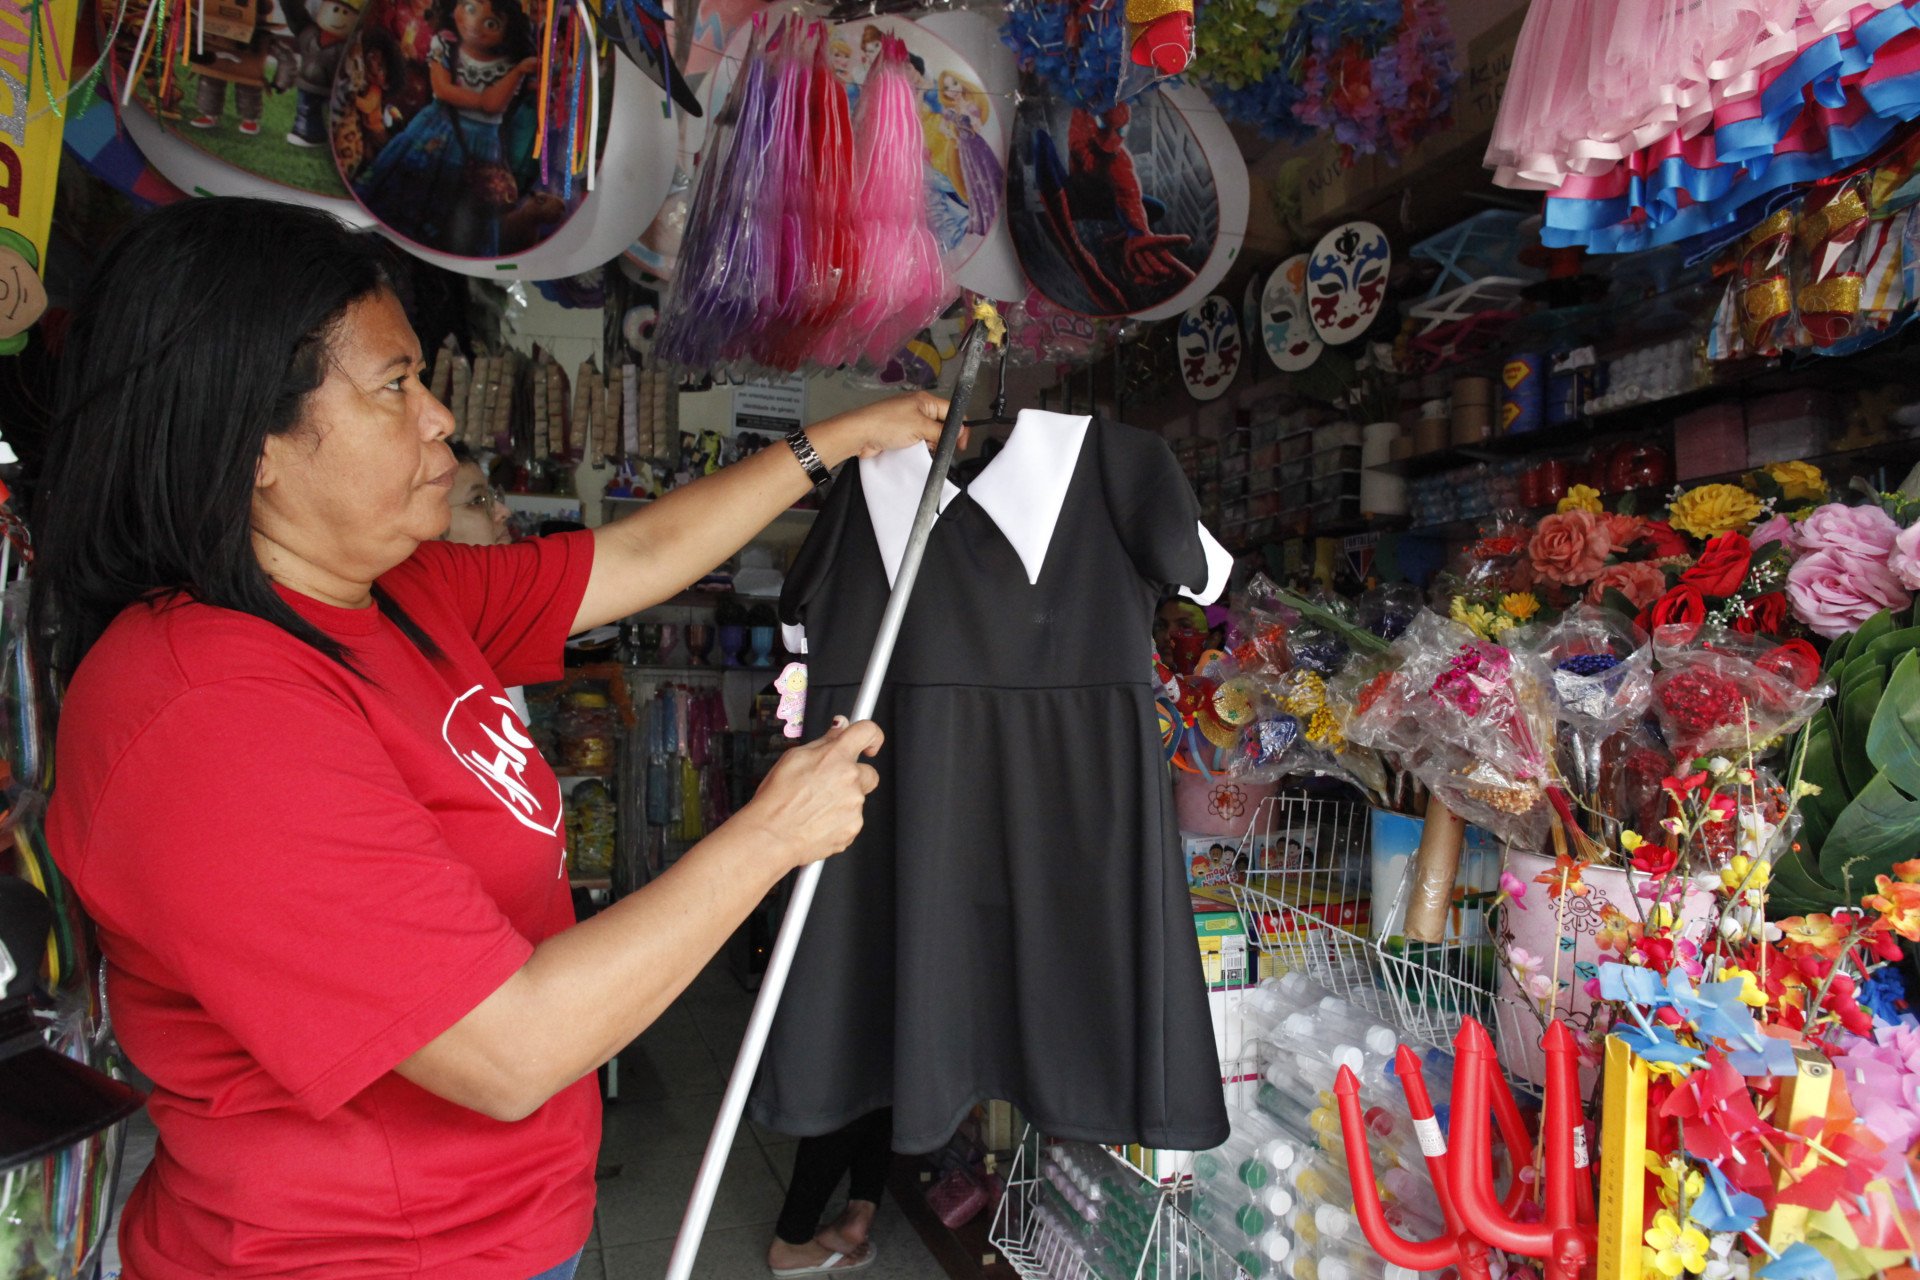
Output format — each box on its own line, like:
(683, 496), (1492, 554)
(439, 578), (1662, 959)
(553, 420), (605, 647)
(769, 1244), (877, 1278)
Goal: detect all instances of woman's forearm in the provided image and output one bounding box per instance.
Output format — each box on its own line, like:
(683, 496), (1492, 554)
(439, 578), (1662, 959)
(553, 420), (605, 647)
(571, 419), (861, 632)
(395, 812), (792, 1121)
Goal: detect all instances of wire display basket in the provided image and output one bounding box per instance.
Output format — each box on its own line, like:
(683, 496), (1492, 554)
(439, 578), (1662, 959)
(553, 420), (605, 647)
(989, 1128), (1244, 1280)
(1227, 793), (1541, 1094)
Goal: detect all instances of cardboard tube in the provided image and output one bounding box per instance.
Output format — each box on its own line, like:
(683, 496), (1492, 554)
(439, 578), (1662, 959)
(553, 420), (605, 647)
(1403, 797), (1466, 943)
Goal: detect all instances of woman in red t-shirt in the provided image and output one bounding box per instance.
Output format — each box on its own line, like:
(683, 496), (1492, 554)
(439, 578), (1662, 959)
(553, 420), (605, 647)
(33, 197), (946, 1280)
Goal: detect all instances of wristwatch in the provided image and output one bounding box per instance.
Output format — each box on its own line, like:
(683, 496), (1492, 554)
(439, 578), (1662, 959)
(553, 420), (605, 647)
(785, 428), (831, 487)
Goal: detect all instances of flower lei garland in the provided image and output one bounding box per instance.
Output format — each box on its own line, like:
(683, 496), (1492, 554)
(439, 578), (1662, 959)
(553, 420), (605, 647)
(999, 0), (1134, 112)
(1191, 0), (1457, 160)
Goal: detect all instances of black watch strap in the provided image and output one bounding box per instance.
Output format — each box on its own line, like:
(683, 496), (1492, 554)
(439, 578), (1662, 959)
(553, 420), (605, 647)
(785, 428), (831, 486)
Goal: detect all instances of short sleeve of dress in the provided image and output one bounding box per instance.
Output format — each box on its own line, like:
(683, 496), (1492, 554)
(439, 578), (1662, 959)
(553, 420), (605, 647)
(387, 530), (595, 688)
(429, 30), (456, 70)
(75, 677), (534, 1119)
(778, 468), (858, 634)
(1097, 420), (1231, 603)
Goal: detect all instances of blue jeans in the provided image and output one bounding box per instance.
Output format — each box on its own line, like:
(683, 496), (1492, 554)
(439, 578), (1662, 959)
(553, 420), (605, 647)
(528, 1252), (582, 1280)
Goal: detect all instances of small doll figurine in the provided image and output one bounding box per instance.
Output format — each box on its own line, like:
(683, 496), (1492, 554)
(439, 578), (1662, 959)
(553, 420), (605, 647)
(287, 0), (365, 147)
(774, 663), (808, 739)
(1125, 0), (1192, 75)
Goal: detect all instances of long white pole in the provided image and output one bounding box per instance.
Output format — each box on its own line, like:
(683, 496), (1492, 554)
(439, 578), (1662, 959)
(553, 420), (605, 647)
(663, 319), (993, 1280)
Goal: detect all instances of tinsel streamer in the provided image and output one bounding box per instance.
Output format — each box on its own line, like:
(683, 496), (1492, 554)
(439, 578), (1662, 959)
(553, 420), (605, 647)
(119, 0), (163, 105)
(157, 0), (179, 109)
(582, 0), (599, 191)
(535, 0), (558, 160)
(562, 8), (581, 201)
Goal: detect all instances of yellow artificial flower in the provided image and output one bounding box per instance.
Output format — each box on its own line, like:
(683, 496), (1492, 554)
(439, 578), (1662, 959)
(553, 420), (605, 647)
(1643, 1211), (1710, 1277)
(1765, 460), (1827, 502)
(1620, 830), (1646, 853)
(1449, 598), (1513, 640)
(1668, 484), (1764, 540)
(1557, 484), (1603, 515)
(1642, 1154), (1705, 1211)
(1719, 965), (1769, 1007)
(1501, 592), (1542, 621)
(1781, 913), (1849, 952)
(1719, 855), (1771, 894)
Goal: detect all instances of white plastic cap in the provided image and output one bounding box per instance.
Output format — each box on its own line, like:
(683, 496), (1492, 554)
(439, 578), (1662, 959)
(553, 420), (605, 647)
(1262, 1185), (1295, 1216)
(1385, 1267), (1420, 1280)
(1283, 1012), (1317, 1039)
(1331, 1044), (1365, 1075)
(1316, 1205), (1353, 1237)
(1259, 1230), (1293, 1263)
(1322, 1262), (1352, 1280)
(1365, 1025), (1399, 1057)
(1261, 1138), (1298, 1171)
(1318, 995), (1350, 1015)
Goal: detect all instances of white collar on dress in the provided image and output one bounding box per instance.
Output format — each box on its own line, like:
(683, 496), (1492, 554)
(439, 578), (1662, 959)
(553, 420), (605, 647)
(858, 410), (1232, 603)
(860, 409), (1091, 588)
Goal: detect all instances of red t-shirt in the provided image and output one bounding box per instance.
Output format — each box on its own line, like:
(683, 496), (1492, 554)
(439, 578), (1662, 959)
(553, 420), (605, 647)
(49, 533), (603, 1279)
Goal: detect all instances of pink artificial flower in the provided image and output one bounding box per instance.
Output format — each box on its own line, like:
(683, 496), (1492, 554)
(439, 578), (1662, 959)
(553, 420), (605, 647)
(1585, 561), (1669, 611)
(1500, 870), (1529, 910)
(1528, 511), (1612, 587)
(1787, 548), (1914, 639)
(1750, 513), (1800, 552)
(1891, 522), (1920, 591)
(1794, 503), (1900, 561)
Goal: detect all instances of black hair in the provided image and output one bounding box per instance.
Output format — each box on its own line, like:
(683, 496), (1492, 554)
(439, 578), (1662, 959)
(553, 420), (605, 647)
(432, 0), (536, 62)
(448, 440), (476, 464)
(30, 197), (436, 692)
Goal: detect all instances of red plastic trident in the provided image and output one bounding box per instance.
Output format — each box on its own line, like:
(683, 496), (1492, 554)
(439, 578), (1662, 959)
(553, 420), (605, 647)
(1449, 1017), (1597, 1280)
(1333, 1038), (1535, 1280)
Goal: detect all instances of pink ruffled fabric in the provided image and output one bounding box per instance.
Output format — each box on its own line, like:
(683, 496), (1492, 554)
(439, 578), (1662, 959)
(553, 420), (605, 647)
(1488, 0), (1903, 190)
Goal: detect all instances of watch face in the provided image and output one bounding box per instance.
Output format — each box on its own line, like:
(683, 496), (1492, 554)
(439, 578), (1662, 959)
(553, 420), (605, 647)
(1306, 220), (1391, 344)
(1177, 295), (1239, 401)
(1260, 254), (1322, 372)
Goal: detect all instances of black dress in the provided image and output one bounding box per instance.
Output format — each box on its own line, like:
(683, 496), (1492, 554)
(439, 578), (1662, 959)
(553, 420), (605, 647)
(749, 412), (1232, 1155)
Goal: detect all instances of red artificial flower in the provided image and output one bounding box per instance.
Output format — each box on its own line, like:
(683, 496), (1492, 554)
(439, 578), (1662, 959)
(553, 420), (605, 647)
(1704, 792), (1738, 824)
(1757, 639), (1822, 692)
(1663, 772), (1710, 798)
(1732, 591), (1790, 637)
(1639, 521), (1693, 559)
(1637, 937), (1676, 970)
(1680, 532), (1755, 598)
(1631, 843), (1680, 876)
(1646, 584), (1708, 642)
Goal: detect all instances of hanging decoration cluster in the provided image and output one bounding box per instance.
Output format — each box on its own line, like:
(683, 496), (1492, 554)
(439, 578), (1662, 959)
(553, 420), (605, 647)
(1189, 0), (1456, 162)
(654, 18), (952, 375)
(998, 0), (1133, 112)
(1490, 0), (1920, 253)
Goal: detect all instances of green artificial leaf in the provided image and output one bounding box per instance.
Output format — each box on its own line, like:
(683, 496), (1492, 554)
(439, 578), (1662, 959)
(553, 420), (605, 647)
(1867, 651), (1920, 797)
(1600, 589), (1640, 620)
(1853, 608), (1898, 662)
(1768, 843), (1845, 918)
(1862, 627), (1920, 671)
(1797, 709), (1848, 852)
(1839, 661), (1890, 797)
(1817, 772), (1920, 894)
(1826, 629), (1853, 675)
(1265, 588), (1391, 655)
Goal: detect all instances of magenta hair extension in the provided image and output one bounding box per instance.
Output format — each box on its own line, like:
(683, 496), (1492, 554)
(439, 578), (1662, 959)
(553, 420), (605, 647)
(763, 23), (856, 371)
(819, 34), (954, 368)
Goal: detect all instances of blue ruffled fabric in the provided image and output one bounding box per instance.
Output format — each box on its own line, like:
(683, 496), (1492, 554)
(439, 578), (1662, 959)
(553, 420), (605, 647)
(1543, 2), (1920, 254)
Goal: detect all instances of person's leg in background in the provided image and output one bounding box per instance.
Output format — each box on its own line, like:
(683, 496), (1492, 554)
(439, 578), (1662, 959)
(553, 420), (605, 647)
(768, 1108), (893, 1276)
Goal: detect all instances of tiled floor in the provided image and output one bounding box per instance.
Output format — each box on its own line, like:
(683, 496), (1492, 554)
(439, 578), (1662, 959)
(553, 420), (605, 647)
(590, 958), (953, 1280)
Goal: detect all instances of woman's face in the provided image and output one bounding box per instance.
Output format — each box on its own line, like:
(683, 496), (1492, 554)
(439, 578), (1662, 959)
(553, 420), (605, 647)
(445, 460), (510, 545)
(454, 0), (507, 54)
(254, 290), (459, 585)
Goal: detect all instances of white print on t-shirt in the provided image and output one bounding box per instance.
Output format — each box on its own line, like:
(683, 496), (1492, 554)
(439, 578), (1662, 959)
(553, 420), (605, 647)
(443, 685), (564, 839)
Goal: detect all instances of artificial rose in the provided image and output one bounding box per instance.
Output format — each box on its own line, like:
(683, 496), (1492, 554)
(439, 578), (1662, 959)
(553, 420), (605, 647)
(1890, 521), (1920, 591)
(1732, 591), (1789, 637)
(1638, 520), (1693, 559)
(1646, 584), (1708, 641)
(1586, 561), (1669, 611)
(1528, 510), (1612, 586)
(1757, 639), (1822, 691)
(1795, 503), (1900, 561)
(1603, 513), (1646, 553)
(1786, 549), (1913, 639)
(1668, 484), (1763, 540)
(1749, 514), (1800, 551)
(1557, 484), (1603, 515)
(1679, 532), (1754, 598)
(1765, 460), (1828, 503)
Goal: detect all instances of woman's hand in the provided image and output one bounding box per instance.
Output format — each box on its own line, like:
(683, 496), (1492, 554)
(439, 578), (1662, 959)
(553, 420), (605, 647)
(739, 718), (884, 871)
(810, 393), (957, 467)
